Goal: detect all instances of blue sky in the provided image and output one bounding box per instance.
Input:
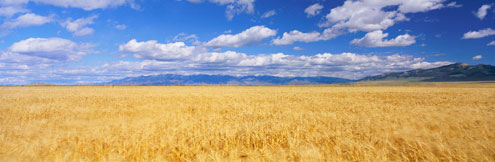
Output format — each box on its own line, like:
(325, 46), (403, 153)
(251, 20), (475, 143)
(0, 0), (493, 85)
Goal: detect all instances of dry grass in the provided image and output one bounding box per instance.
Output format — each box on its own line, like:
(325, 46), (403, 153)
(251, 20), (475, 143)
(1, 84), (494, 161)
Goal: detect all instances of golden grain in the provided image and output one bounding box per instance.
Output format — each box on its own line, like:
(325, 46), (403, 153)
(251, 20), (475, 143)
(0, 84), (494, 161)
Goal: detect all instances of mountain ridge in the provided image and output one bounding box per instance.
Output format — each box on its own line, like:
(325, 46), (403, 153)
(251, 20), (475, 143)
(105, 63), (495, 85)
(106, 74), (353, 85)
(359, 63), (495, 82)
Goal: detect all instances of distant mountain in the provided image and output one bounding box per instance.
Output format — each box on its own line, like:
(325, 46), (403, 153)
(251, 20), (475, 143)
(106, 74), (353, 85)
(26, 82), (56, 86)
(359, 63), (495, 82)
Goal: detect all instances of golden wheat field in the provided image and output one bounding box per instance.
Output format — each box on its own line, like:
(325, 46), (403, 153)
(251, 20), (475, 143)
(1, 84), (495, 161)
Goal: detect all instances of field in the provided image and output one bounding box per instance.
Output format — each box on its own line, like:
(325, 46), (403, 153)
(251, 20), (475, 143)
(1, 84), (495, 161)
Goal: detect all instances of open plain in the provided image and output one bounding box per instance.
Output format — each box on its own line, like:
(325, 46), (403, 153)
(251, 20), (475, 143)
(1, 83), (494, 161)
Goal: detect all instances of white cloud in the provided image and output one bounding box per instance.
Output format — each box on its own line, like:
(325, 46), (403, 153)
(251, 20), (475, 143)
(487, 41), (495, 46)
(350, 30), (416, 47)
(446, 2), (462, 8)
(261, 10), (275, 18)
(293, 46), (303, 51)
(185, 0), (255, 20)
(320, 0), (445, 32)
(462, 28), (495, 39)
(475, 4), (492, 20)
(0, 37), (452, 85)
(272, 30), (321, 45)
(225, 0), (255, 20)
(205, 25), (276, 48)
(111, 52), (452, 80)
(322, 2), (401, 31)
(273, 0), (446, 46)
(398, 0), (445, 13)
(272, 28), (341, 45)
(0, 0), (29, 6)
(31, 0), (134, 10)
(114, 39), (452, 80)
(8, 37), (93, 61)
(472, 55), (482, 60)
(305, 3), (323, 17)
(61, 15), (98, 37)
(0, 0), (138, 12)
(0, 38), (93, 84)
(115, 24), (127, 30)
(0, 51), (54, 69)
(119, 39), (205, 61)
(2, 13), (52, 29)
(0, 6), (28, 17)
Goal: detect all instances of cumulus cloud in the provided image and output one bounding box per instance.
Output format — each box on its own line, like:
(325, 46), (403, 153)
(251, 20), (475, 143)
(261, 10), (275, 18)
(61, 15), (98, 37)
(106, 52), (451, 80)
(0, 37), (452, 85)
(33, 0), (137, 10)
(225, 0), (255, 20)
(475, 4), (492, 20)
(205, 25), (276, 48)
(119, 39), (206, 61)
(1, 13), (52, 29)
(0, 0), (138, 17)
(0, 51), (54, 69)
(0, 0), (137, 38)
(446, 2), (462, 8)
(0, 0), (29, 6)
(272, 28), (341, 45)
(0, 58), (51, 85)
(272, 30), (321, 45)
(472, 55), (482, 60)
(276, 0), (446, 45)
(0, 1), (29, 21)
(0, 37), (96, 85)
(305, 3), (323, 17)
(462, 28), (495, 39)
(320, 0), (445, 32)
(398, 0), (445, 13)
(350, 30), (416, 47)
(185, 0), (255, 20)
(8, 37), (93, 61)
(114, 39), (452, 80)
(0, 6), (28, 17)
(487, 41), (495, 46)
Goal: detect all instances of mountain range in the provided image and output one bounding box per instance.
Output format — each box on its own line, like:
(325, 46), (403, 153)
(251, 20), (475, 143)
(359, 63), (495, 82)
(106, 74), (353, 85)
(105, 63), (495, 85)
